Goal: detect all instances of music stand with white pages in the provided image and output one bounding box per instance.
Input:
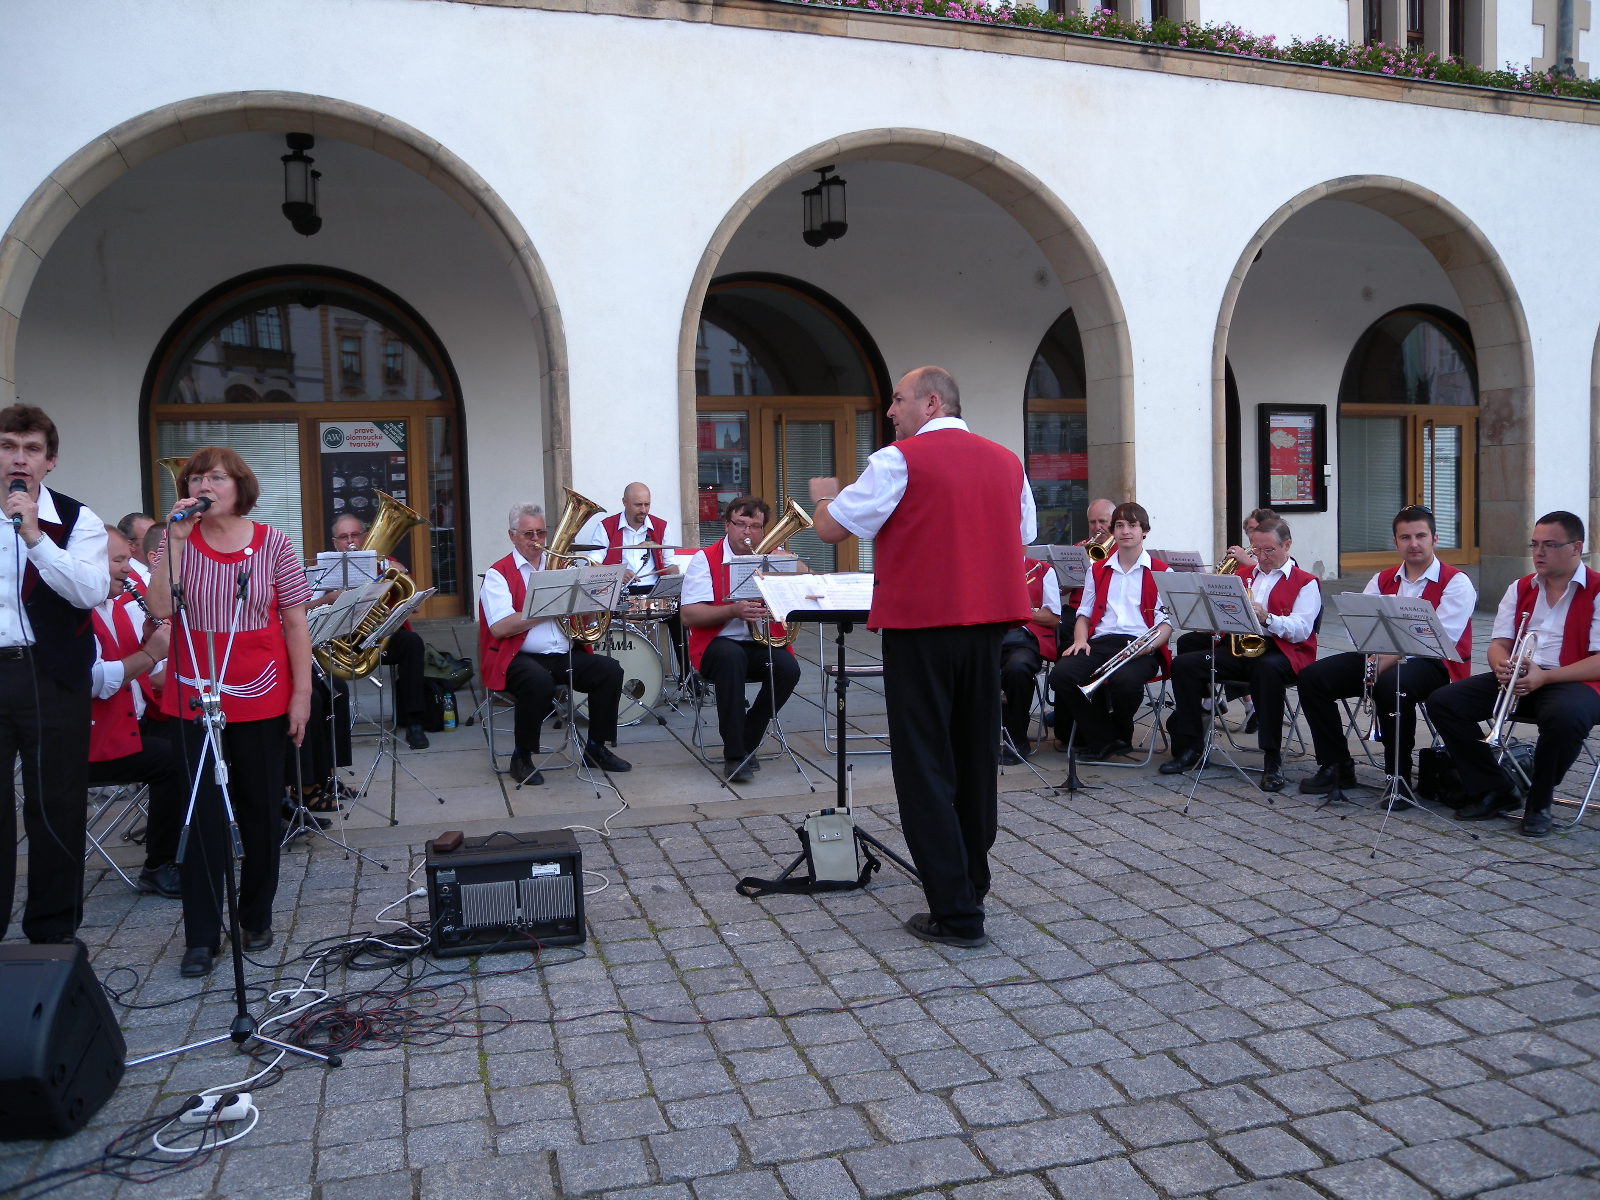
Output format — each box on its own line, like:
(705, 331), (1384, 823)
(309, 549), (380, 592)
(1026, 544), (1090, 592)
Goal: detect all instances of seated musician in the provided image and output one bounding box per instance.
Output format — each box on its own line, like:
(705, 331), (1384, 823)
(579, 481), (685, 673)
(1174, 506), (1278, 658)
(87, 528), (182, 898)
(680, 495), (802, 784)
(1425, 510), (1600, 838)
(1161, 515), (1319, 792)
(1001, 553), (1060, 762)
(1296, 505), (1475, 797)
(1050, 503), (1172, 759)
(479, 503), (630, 786)
(117, 511), (157, 587)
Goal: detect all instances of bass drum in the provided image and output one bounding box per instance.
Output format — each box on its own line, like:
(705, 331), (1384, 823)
(579, 623), (665, 727)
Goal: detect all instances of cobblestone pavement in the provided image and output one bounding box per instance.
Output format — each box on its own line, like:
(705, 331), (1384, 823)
(5, 762), (1600, 1200)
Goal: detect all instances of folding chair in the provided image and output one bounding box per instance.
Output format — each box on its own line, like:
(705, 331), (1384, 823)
(818, 626), (890, 756)
(85, 782), (150, 890)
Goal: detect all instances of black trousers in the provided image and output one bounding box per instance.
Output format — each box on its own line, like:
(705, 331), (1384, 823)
(698, 638), (801, 762)
(87, 717), (185, 869)
(883, 623), (1005, 941)
(1169, 642), (1296, 758)
(381, 627), (427, 725)
(1426, 672), (1600, 813)
(1050, 633), (1160, 750)
(176, 714), (286, 951)
(0, 661), (90, 943)
(1000, 632), (1042, 749)
(295, 671), (351, 789)
(504, 650), (623, 754)
(1297, 652), (1449, 776)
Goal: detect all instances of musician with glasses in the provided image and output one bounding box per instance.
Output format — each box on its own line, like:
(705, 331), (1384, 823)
(1425, 511), (1600, 837)
(1295, 505), (1474, 799)
(1050, 502), (1172, 760)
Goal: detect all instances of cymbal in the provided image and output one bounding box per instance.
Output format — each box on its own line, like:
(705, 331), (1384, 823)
(566, 541), (686, 551)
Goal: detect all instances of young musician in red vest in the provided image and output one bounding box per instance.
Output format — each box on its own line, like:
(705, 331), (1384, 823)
(1296, 505), (1475, 797)
(1425, 510), (1600, 837)
(478, 503), (630, 787)
(1161, 515), (1320, 792)
(87, 527), (183, 898)
(812, 366), (1034, 950)
(580, 482), (686, 674)
(1050, 502), (1173, 760)
(0, 405), (108, 946)
(1000, 553), (1060, 762)
(680, 495), (802, 784)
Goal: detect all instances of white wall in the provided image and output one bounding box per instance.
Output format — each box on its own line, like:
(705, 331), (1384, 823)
(1203, 0), (1349, 43)
(1501, 0), (1545, 67)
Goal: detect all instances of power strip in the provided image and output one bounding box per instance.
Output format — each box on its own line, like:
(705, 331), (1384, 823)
(179, 1092), (253, 1124)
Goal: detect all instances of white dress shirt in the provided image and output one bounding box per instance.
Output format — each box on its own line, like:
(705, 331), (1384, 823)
(479, 548), (571, 655)
(0, 486), (109, 649)
(1364, 558), (1476, 647)
(1038, 565), (1061, 617)
(1491, 565), (1600, 670)
(681, 538), (751, 643)
(826, 417), (1038, 545)
(1075, 550), (1170, 636)
(1248, 557), (1320, 645)
(129, 558), (152, 586)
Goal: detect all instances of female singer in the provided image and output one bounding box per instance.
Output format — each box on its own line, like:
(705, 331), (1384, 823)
(146, 448), (312, 978)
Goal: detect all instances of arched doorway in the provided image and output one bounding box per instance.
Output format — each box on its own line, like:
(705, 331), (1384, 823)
(695, 277), (885, 572)
(1024, 310), (1087, 544)
(1337, 306), (1478, 572)
(144, 268), (468, 616)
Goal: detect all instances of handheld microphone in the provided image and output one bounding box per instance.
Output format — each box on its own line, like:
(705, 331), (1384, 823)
(169, 495), (213, 523)
(8, 479), (24, 528)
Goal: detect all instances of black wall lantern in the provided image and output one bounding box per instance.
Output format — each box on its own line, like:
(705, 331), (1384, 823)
(801, 165), (847, 247)
(281, 132), (323, 237)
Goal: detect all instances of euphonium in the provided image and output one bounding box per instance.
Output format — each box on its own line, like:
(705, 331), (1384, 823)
(1214, 551), (1267, 657)
(1084, 531), (1115, 562)
(543, 487), (610, 645)
(747, 499), (813, 650)
(314, 490), (425, 679)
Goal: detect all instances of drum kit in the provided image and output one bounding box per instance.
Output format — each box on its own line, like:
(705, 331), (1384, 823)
(568, 538), (685, 726)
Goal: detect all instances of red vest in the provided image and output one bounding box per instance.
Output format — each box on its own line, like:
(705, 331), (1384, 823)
(1023, 557), (1057, 661)
(600, 513), (667, 574)
(1376, 562), (1473, 682)
(870, 428), (1029, 631)
(119, 575), (164, 710)
(89, 604), (143, 763)
(686, 539), (793, 671)
(1514, 571), (1600, 696)
(478, 553), (594, 691)
(1238, 563), (1320, 673)
(1086, 556), (1173, 677)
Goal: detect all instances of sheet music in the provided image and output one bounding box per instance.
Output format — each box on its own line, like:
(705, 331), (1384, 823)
(1155, 572), (1263, 638)
(519, 565), (628, 620)
(726, 553), (804, 601)
(1161, 550), (1206, 573)
(308, 577), (393, 644)
(756, 572), (875, 619)
(1032, 544), (1089, 589)
(359, 586), (437, 649)
(1333, 592), (1461, 661)
(310, 550), (380, 591)
(645, 573), (683, 600)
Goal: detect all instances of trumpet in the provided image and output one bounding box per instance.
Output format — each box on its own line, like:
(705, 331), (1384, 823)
(1359, 653), (1382, 742)
(1084, 531), (1115, 562)
(1486, 613), (1536, 750)
(1078, 626), (1165, 698)
(1213, 553), (1267, 657)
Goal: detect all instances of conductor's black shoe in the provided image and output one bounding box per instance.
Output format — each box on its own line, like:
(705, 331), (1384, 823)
(180, 946), (216, 978)
(584, 742), (632, 772)
(723, 759), (754, 784)
(1160, 748), (1200, 775)
(1260, 755), (1286, 793)
(138, 862), (182, 898)
(405, 724), (430, 750)
(904, 912), (989, 949)
(243, 928), (273, 953)
(1458, 791), (1518, 821)
(1521, 809), (1553, 837)
(508, 753), (544, 786)
(1299, 761), (1357, 796)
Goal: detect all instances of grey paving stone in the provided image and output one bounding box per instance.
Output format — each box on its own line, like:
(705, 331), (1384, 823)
(1179, 1083), (1289, 1134)
(1310, 1157), (1435, 1199)
(1292, 1110), (1405, 1161)
(829, 1070), (914, 1104)
(897, 1047), (993, 1090)
(419, 1151), (558, 1199)
(1478, 1178), (1600, 1199)
(405, 1082), (489, 1127)
(778, 1157), (863, 1200)
(1469, 1126), (1600, 1176)
(1131, 1141), (1246, 1195)
(692, 1168), (787, 1200)
(405, 1119), (492, 1168)
(1440, 1079), (1559, 1126)
(315, 1137), (406, 1182)
(1548, 1112), (1600, 1156)
(743, 1075), (833, 1117)
(1327, 1056), (1429, 1101)
(973, 1114), (1123, 1172)
(1514, 1068), (1600, 1115)
(648, 1125), (742, 1180)
(556, 1139), (652, 1196)
(737, 1107), (877, 1162)
(1045, 1156), (1159, 1199)
(1026, 1064), (1126, 1114)
(1104, 1053), (1202, 1099)
(1363, 1095), (1482, 1144)
(1248, 1029), (1345, 1070)
(863, 1094), (962, 1142)
(322, 1173), (418, 1200)
(1173, 1042), (1274, 1084)
(1388, 1139), (1520, 1199)
(1211, 1182), (1326, 1200)
(1215, 1126), (1324, 1178)
(1254, 1068), (1359, 1115)
(843, 1137), (990, 1197)
(950, 1079), (1048, 1126)
(1101, 1100), (1208, 1149)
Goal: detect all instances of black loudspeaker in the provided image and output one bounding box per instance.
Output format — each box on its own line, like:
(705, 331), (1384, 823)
(0, 943), (126, 1139)
(426, 829), (585, 957)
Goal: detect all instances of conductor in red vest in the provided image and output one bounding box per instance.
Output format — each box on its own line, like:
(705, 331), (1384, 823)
(478, 503), (631, 787)
(680, 495), (803, 784)
(811, 366), (1034, 950)
(1295, 505), (1475, 797)
(1425, 510), (1600, 837)
(1160, 515), (1321, 792)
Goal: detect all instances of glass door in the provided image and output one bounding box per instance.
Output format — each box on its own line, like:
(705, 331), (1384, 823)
(773, 413), (838, 573)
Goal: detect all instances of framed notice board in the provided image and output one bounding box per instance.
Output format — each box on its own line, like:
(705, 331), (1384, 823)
(1257, 404), (1327, 513)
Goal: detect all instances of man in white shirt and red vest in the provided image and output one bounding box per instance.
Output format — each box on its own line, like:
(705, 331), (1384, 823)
(0, 404), (109, 945)
(680, 495), (803, 784)
(811, 366), (1035, 950)
(1161, 515), (1320, 792)
(580, 482), (686, 673)
(478, 502), (631, 786)
(1296, 505), (1476, 798)
(1425, 510), (1600, 837)
(1000, 553), (1059, 762)
(1050, 502), (1173, 760)
(87, 527), (183, 898)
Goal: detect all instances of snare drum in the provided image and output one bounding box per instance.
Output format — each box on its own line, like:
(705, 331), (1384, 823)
(579, 622), (665, 726)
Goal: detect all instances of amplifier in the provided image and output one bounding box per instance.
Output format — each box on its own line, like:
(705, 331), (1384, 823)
(426, 829), (585, 957)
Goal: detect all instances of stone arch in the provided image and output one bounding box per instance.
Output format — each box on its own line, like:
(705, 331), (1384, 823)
(1214, 176), (1533, 598)
(0, 91), (571, 491)
(677, 129), (1134, 536)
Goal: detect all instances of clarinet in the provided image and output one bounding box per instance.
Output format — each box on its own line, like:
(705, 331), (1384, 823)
(122, 577), (165, 627)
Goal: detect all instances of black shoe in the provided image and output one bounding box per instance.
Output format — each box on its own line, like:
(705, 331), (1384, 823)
(584, 742), (632, 772)
(1521, 809), (1553, 837)
(180, 946), (216, 978)
(1298, 762), (1357, 796)
(904, 912), (989, 949)
(405, 724), (430, 750)
(1458, 791), (1518, 821)
(138, 862), (182, 899)
(723, 759), (754, 784)
(508, 753), (544, 786)
(1244, 712), (1259, 735)
(243, 928), (273, 953)
(1000, 745), (1023, 766)
(1160, 748), (1200, 775)
(1260, 755), (1286, 793)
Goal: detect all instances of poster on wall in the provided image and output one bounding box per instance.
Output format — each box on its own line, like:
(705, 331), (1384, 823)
(320, 420), (412, 568)
(1256, 404), (1327, 513)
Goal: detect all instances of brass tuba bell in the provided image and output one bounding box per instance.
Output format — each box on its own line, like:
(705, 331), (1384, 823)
(313, 491), (425, 679)
(747, 498), (813, 650)
(543, 487), (611, 645)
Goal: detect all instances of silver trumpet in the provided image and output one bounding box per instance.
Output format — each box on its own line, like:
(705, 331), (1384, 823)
(1360, 653), (1383, 742)
(1078, 626), (1165, 697)
(1485, 612), (1536, 750)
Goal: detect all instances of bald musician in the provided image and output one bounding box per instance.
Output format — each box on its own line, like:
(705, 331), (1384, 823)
(580, 482), (685, 671)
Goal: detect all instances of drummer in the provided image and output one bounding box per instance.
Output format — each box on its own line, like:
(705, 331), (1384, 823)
(579, 483), (685, 673)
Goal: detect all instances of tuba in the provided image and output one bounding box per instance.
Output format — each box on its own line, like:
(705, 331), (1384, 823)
(747, 499), (813, 650)
(542, 487), (610, 645)
(314, 491), (425, 679)
(1084, 531), (1115, 562)
(1214, 552), (1267, 658)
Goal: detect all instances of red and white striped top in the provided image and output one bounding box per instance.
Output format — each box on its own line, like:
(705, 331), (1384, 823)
(152, 523), (312, 632)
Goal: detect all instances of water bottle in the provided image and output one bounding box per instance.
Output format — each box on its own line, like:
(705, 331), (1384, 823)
(442, 691), (457, 730)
